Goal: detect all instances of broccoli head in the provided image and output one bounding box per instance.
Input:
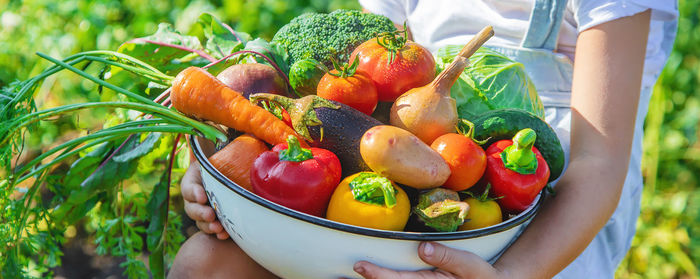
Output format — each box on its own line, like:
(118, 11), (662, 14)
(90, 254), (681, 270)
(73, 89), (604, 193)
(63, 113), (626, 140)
(272, 9), (397, 69)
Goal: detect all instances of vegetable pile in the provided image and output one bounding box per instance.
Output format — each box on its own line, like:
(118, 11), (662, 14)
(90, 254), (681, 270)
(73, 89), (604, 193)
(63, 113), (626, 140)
(0, 10), (564, 278)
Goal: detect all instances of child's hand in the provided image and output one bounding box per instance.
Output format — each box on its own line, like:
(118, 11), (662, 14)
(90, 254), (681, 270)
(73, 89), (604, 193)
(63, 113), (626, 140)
(353, 242), (505, 279)
(181, 162), (230, 240)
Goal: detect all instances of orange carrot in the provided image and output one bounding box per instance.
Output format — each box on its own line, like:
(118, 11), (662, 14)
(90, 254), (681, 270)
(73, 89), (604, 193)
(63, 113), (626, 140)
(171, 66), (303, 146)
(208, 134), (269, 191)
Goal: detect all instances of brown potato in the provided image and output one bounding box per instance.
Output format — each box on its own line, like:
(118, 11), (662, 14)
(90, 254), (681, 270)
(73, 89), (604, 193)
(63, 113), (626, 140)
(360, 125), (450, 189)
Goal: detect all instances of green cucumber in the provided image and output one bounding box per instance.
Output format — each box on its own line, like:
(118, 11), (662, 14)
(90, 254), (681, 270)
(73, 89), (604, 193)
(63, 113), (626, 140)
(470, 108), (565, 181)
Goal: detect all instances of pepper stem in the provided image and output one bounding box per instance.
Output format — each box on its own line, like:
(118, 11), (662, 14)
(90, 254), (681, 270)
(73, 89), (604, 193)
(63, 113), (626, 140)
(349, 172), (397, 208)
(278, 135), (313, 162)
(500, 128), (538, 174)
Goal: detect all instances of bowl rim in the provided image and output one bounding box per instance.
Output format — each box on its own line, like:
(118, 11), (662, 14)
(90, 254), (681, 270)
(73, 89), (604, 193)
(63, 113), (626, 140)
(191, 135), (544, 241)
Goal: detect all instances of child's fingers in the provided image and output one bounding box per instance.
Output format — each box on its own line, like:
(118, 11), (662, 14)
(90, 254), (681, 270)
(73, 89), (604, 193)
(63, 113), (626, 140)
(196, 221), (212, 233)
(418, 242), (498, 278)
(181, 163), (208, 204)
(353, 261), (401, 279)
(185, 201), (217, 222)
(196, 221), (218, 234)
(181, 161), (233, 240)
(353, 261), (441, 279)
(216, 231), (230, 240)
(196, 220), (226, 235)
(208, 220), (225, 234)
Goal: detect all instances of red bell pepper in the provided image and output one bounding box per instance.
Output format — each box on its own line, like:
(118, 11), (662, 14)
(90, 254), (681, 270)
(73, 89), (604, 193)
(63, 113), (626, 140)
(484, 128), (550, 212)
(251, 135), (342, 217)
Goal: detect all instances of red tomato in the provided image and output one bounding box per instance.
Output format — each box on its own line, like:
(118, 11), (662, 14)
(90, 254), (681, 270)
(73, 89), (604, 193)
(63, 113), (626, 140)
(317, 70), (378, 115)
(431, 133), (487, 191)
(350, 37), (435, 102)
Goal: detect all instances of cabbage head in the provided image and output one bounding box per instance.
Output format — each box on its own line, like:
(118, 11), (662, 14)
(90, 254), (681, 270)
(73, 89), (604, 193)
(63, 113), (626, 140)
(436, 46), (545, 120)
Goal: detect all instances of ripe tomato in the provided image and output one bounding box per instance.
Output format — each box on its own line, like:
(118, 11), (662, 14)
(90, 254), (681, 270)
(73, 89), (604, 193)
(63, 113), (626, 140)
(317, 69), (378, 115)
(350, 33), (435, 102)
(431, 133), (487, 191)
(459, 196), (503, 231)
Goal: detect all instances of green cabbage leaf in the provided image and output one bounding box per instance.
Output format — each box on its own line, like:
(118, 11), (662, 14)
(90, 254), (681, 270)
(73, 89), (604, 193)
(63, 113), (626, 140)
(436, 46), (545, 119)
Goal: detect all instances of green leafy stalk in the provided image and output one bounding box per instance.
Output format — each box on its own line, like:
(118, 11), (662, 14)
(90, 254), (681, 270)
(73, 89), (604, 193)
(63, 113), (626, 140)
(36, 52), (160, 105)
(2, 56), (83, 116)
(34, 53), (226, 141)
(15, 125), (196, 184)
(1, 50), (182, 172)
(2, 50), (170, 116)
(75, 50), (168, 75)
(2, 170), (64, 278)
(1, 101), (226, 150)
(86, 56), (172, 84)
(148, 134), (181, 279)
(14, 119), (171, 175)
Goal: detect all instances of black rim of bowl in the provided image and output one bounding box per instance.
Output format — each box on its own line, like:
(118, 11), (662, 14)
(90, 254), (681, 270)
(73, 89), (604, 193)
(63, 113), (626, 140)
(191, 136), (544, 241)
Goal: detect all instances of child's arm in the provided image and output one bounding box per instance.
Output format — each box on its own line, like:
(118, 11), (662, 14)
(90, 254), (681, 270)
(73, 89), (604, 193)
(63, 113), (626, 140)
(354, 9), (652, 279)
(494, 9), (652, 277)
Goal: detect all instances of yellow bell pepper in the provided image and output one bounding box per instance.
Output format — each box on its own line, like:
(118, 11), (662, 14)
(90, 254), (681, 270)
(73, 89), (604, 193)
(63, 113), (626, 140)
(326, 172), (410, 231)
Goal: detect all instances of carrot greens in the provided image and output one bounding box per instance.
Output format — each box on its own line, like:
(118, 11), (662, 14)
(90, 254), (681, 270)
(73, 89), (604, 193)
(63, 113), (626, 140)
(0, 13), (266, 278)
(0, 49), (224, 279)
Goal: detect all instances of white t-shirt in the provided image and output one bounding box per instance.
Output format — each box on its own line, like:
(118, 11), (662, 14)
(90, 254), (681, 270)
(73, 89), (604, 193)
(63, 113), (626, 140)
(359, 0), (678, 88)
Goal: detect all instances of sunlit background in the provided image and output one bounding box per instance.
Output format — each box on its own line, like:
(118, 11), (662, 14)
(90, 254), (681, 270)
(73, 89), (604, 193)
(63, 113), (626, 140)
(1, 0), (697, 277)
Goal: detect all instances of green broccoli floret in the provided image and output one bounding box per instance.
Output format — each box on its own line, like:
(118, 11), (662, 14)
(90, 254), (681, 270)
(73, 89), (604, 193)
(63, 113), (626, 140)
(272, 9), (397, 69)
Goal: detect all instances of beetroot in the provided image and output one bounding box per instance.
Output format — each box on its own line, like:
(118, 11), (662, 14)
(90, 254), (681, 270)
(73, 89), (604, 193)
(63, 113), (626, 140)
(216, 63), (289, 98)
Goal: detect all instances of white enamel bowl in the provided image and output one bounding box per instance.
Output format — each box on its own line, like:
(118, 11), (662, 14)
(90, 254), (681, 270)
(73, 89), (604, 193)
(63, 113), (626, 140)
(191, 136), (543, 279)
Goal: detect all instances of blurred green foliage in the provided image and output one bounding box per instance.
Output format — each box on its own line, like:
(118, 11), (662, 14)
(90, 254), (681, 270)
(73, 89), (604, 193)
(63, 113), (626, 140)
(0, 0), (359, 148)
(1, 0), (698, 277)
(616, 0), (700, 277)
